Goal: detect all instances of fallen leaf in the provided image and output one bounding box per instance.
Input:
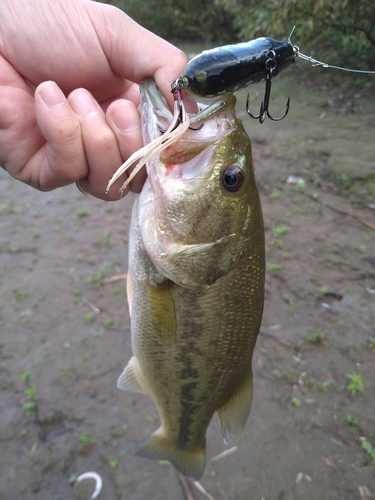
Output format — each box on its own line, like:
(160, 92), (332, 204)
(321, 456), (336, 467)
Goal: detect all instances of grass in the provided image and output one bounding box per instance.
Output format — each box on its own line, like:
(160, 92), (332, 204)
(102, 232), (111, 244)
(271, 225), (289, 237)
(75, 208), (89, 219)
(20, 372), (38, 417)
(306, 331), (325, 344)
(346, 373), (364, 395)
(319, 380), (334, 392)
(86, 262), (114, 283)
(266, 262), (283, 272)
(271, 225), (289, 248)
(79, 432), (95, 447)
(361, 439), (375, 464)
(344, 414), (358, 426)
(14, 290), (28, 302)
(292, 397), (301, 407)
(84, 312), (95, 323)
(0, 203), (12, 215)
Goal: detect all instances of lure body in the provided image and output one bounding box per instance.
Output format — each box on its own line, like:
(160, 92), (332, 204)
(176, 37), (296, 98)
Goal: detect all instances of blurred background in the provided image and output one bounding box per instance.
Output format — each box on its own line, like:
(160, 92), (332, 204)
(106, 0), (375, 68)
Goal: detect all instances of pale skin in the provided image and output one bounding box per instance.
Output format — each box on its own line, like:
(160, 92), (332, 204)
(0, 0), (189, 200)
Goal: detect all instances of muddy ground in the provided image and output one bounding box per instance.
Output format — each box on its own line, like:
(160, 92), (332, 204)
(1, 56), (375, 500)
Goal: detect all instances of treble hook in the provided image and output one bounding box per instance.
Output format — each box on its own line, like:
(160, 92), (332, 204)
(247, 51), (290, 123)
(165, 81), (203, 132)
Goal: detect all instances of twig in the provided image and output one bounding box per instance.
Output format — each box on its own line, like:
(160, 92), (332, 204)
(259, 330), (296, 349)
(193, 481), (217, 500)
(101, 273), (127, 284)
(210, 446), (238, 462)
(177, 474), (197, 500)
(83, 299), (100, 314)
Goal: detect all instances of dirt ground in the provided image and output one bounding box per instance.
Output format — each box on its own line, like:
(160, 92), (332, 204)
(1, 60), (375, 500)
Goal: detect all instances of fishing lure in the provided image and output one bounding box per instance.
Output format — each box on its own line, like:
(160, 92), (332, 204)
(172, 36), (297, 123)
(172, 30), (375, 124)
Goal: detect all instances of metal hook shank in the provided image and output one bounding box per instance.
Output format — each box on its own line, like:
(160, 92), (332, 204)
(247, 55), (290, 123)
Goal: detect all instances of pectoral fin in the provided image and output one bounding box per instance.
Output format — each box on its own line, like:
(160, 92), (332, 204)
(117, 356), (148, 395)
(135, 428), (206, 480)
(171, 234), (243, 287)
(217, 370), (253, 443)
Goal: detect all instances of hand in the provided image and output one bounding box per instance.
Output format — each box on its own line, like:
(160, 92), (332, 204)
(0, 0), (188, 199)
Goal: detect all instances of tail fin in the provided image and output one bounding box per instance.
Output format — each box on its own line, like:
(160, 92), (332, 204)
(135, 428), (206, 480)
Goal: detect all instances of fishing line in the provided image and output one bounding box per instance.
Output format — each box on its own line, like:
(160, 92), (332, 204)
(288, 26), (375, 75)
(296, 49), (375, 74)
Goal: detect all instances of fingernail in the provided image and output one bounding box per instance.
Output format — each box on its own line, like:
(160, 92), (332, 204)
(70, 89), (100, 117)
(40, 81), (66, 107)
(112, 102), (140, 132)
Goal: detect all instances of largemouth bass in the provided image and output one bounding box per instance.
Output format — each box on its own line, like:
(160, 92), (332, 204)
(117, 79), (265, 480)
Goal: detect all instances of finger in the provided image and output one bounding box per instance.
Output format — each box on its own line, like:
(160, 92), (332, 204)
(33, 81), (88, 190)
(91, 3), (188, 107)
(68, 88), (141, 200)
(106, 99), (146, 194)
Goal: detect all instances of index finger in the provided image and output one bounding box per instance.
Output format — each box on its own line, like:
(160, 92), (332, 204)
(90, 3), (188, 107)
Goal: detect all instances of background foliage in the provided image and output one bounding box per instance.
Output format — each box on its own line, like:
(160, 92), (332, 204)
(104, 0), (375, 65)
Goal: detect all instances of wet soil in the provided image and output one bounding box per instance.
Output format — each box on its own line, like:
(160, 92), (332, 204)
(1, 59), (375, 499)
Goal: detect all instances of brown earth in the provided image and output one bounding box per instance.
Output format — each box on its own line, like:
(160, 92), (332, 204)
(0, 55), (375, 500)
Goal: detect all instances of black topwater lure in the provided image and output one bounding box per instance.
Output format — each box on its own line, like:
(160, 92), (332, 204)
(172, 36), (297, 123)
(171, 30), (375, 124)
(173, 37), (296, 98)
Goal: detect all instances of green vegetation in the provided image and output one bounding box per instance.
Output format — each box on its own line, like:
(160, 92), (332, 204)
(292, 397), (301, 407)
(105, 0), (375, 65)
(84, 312), (95, 323)
(272, 225), (289, 237)
(20, 372), (38, 417)
(368, 337), (375, 351)
(102, 232), (111, 244)
(0, 203), (12, 215)
(75, 208), (89, 219)
(14, 289), (28, 302)
(266, 262), (283, 272)
(346, 372), (364, 395)
(344, 414), (358, 426)
(79, 431), (95, 447)
(87, 262), (114, 283)
(361, 439), (375, 464)
(306, 331), (325, 344)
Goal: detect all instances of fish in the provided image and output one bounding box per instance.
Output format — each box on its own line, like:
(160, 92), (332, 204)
(117, 78), (265, 480)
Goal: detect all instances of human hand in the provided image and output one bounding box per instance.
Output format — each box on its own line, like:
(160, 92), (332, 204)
(0, 0), (188, 199)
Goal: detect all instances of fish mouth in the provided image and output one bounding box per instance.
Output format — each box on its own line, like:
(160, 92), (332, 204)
(140, 79), (237, 180)
(106, 79), (237, 196)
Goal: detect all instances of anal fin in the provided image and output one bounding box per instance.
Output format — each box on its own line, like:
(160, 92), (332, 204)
(135, 428), (206, 480)
(217, 369), (253, 443)
(117, 356), (148, 395)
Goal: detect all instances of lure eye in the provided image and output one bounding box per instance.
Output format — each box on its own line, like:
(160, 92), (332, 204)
(194, 70), (208, 83)
(222, 164), (244, 192)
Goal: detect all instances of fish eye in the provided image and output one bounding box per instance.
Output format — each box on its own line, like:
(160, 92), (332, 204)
(194, 70), (208, 83)
(222, 164), (243, 192)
